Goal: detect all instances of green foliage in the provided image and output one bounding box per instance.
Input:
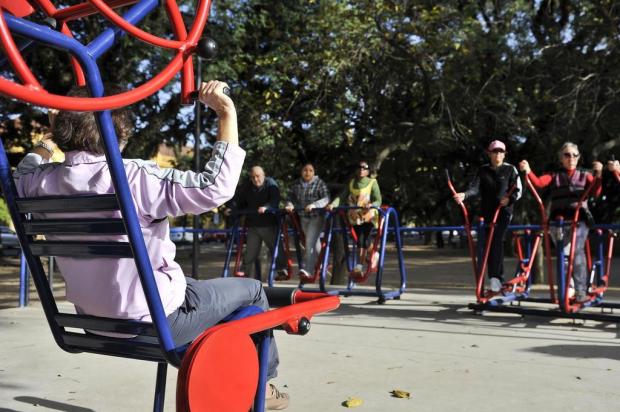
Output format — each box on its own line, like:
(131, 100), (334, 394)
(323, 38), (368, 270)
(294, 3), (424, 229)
(0, 198), (12, 227)
(2, 1), (620, 225)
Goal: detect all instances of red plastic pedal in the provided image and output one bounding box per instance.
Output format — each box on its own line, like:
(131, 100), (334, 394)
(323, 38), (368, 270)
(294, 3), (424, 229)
(177, 327), (258, 412)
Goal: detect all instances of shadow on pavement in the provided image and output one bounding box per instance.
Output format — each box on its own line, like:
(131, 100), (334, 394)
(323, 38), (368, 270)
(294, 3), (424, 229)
(525, 344), (620, 361)
(14, 397), (94, 412)
(316, 297), (620, 341)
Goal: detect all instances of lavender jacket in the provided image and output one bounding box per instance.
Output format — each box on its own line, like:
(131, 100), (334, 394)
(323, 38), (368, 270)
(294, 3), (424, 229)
(14, 141), (245, 321)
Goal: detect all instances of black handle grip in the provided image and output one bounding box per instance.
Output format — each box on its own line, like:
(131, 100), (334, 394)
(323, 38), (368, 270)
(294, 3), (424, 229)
(189, 86), (231, 101)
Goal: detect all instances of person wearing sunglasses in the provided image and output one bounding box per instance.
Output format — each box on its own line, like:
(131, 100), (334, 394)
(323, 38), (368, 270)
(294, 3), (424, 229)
(454, 140), (522, 293)
(327, 160), (382, 280)
(519, 142), (603, 303)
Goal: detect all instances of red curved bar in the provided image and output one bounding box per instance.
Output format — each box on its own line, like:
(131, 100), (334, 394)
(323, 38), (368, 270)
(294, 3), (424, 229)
(233, 226), (245, 276)
(31, 0), (57, 17)
(208, 296), (340, 336)
(354, 212), (384, 283)
(54, 0), (139, 23)
(0, 0), (35, 17)
(475, 185), (517, 302)
(524, 174), (556, 302)
(0, 11), (42, 89)
(287, 211), (306, 246)
(0, 0), (211, 109)
(164, 0), (195, 103)
(86, 0), (211, 50)
(598, 232), (615, 293)
(87, 0), (183, 49)
(0, 52), (184, 110)
(563, 183), (596, 312)
(280, 220), (294, 280)
(446, 176), (478, 277)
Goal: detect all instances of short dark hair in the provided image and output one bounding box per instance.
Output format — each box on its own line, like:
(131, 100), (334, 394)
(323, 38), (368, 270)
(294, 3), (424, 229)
(356, 160), (371, 172)
(53, 87), (133, 155)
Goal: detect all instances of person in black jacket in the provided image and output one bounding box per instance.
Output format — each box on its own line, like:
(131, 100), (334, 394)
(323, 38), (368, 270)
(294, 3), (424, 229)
(453, 140), (522, 292)
(229, 165), (287, 280)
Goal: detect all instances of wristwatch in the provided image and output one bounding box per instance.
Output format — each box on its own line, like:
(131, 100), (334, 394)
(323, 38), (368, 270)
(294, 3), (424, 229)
(34, 140), (55, 157)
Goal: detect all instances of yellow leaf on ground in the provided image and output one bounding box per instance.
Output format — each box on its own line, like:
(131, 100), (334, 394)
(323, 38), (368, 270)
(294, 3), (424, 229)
(391, 389), (411, 399)
(342, 397), (363, 408)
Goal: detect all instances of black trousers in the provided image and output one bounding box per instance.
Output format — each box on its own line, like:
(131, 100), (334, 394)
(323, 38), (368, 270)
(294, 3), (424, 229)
(353, 222), (374, 249)
(484, 211), (512, 281)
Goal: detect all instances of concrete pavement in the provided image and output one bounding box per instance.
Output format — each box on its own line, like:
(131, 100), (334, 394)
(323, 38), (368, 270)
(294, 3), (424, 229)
(2, 286), (620, 412)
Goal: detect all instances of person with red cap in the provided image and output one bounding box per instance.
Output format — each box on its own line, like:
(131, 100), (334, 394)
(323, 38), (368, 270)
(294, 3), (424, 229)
(454, 140), (522, 292)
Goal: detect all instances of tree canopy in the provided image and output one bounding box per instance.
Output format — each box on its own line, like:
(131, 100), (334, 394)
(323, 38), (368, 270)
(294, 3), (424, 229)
(2, 0), (619, 225)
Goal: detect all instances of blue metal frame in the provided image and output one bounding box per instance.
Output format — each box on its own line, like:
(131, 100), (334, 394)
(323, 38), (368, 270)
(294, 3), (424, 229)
(299, 206), (407, 303)
(1, 4), (275, 411)
(221, 209), (287, 286)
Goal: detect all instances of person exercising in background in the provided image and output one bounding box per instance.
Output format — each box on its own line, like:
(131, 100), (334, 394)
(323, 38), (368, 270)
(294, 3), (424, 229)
(284, 162), (330, 281)
(519, 142), (602, 303)
(327, 160), (382, 280)
(453, 140), (522, 293)
(229, 165), (288, 281)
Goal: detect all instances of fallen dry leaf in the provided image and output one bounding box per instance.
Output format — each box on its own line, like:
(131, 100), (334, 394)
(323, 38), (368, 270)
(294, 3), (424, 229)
(342, 397), (363, 408)
(391, 389), (411, 399)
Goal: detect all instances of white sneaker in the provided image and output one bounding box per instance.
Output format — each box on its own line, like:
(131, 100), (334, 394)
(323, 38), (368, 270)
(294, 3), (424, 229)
(370, 251), (380, 269)
(298, 269), (311, 282)
(575, 291), (588, 303)
(489, 277), (502, 293)
(567, 278), (575, 299)
(350, 264), (364, 280)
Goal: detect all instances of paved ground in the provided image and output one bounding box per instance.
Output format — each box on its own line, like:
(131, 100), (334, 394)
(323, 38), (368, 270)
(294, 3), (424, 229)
(2, 242), (620, 411)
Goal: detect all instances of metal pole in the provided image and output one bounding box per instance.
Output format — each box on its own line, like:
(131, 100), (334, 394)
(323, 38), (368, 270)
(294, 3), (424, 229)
(192, 57), (202, 279)
(48, 255), (54, 284)
(19, 251), (27, 307)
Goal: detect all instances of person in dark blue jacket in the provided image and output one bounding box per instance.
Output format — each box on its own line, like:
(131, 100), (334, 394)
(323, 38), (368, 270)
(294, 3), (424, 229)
(230, 165), (287, 280)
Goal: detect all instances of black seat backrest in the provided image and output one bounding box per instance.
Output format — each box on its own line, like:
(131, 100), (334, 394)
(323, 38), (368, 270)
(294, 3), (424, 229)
(0, 141), (183, 366)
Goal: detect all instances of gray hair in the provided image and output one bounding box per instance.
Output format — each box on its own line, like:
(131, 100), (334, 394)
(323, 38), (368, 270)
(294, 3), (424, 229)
(558, 142), (579, 162)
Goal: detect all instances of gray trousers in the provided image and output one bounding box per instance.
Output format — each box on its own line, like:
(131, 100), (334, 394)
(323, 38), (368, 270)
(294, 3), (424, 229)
(244, 225), (287, 278)
(167, 277), (279, 379)
(550, 222), (589, 293)
(300, 215), (324, 272)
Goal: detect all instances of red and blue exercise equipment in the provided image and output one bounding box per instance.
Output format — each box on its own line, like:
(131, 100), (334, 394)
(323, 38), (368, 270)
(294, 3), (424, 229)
(467, 173), (620, 321)
(221, 208), (297, 286)
(0, 1), (340, 410)
(446, 170), (536, 305)
(525, 175), (617, 314)
(298, 206), (407, 304)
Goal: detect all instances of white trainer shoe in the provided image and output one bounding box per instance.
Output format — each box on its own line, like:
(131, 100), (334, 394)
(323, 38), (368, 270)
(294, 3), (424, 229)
(489, 277), (502, 293)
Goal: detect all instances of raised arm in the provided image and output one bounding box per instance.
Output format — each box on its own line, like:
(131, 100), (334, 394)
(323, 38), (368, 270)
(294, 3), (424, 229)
(198, 80), (237, 146)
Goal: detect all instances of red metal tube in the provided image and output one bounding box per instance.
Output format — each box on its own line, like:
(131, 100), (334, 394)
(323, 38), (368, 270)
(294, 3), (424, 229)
(446, 174), (478, 277)
(0, 52), (184, 110)
(563, 182), (596, 311)
(53, 0), (139, 22)
(474, 184), (517, 302)
(164, 0), (195, 104)
(0, 12), (42, 89)
(30, 0), (57, 17)
(525, 174), (556, 302)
